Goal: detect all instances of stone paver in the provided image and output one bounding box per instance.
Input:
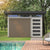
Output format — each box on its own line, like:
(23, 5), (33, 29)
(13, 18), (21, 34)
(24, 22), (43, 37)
(22, 40), (50, 50)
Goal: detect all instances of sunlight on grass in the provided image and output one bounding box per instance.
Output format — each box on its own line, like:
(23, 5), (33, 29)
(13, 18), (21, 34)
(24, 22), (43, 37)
(0, 36), (30, 41)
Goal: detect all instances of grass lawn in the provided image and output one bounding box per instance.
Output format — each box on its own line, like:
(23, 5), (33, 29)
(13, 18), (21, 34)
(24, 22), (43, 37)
(0, 31), (30, 41)
(0, 36), (30, 41)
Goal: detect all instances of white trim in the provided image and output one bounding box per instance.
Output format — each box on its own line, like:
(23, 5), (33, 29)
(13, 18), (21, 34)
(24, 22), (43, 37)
(31, 18), (32, 37)
(30, 15), (32, 38)
(8, 17), (31, 18)
(8, 17), (9, 37)
(41, 15), (43, 37)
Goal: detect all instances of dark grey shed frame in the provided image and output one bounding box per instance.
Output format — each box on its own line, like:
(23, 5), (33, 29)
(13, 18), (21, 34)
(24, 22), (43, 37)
(5, 11), (46, 37)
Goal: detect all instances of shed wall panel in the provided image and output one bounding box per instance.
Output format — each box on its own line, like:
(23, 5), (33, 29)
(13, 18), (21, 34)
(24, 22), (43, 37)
(9, 18), (31, 37)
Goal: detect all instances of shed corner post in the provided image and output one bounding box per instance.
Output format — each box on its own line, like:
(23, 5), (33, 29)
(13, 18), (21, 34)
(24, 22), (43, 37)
(8, 17), (9, 37)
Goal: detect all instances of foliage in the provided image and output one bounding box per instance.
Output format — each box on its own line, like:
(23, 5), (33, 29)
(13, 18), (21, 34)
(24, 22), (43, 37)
(7, 0), (42, 11)
(0, 1), (10, 14)
(48, 9), (50, 17)
(7, 0), (19, 11)
(40, 0), (50, 11)
(8, 0), (50, 11)
(47, 9), (50, 30)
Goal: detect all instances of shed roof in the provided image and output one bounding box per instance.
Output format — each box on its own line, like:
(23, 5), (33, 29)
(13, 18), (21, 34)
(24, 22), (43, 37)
(4, 11), (46, 15)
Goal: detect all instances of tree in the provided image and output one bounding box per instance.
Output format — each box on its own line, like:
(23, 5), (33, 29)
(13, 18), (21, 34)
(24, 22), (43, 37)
(48, 9), (50, 17)
(17, 0), (41, 11)
(0, 1), (10, 31)
(39, 0), (50, 33)
(0, 1), (10, 14)
(8, 0), (20, 11)
(40, 0), (50, 11)
(47, 9), (50, 29)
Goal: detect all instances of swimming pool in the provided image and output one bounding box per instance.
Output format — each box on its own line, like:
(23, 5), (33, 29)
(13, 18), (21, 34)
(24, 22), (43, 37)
(0, 42), (25, 50)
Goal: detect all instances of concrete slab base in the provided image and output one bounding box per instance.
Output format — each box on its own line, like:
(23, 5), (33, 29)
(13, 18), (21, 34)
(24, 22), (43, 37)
(31, 38), (43, 40)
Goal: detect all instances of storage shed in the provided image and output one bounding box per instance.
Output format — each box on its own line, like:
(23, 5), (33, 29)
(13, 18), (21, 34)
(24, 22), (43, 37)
(5, 11), (46, 37)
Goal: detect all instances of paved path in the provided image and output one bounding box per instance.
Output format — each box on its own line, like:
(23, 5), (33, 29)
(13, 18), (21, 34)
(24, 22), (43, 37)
(22, 40), (50, 50)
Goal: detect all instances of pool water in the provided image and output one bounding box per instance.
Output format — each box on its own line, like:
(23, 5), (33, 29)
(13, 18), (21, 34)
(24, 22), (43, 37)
(0, 42), (25, 50)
